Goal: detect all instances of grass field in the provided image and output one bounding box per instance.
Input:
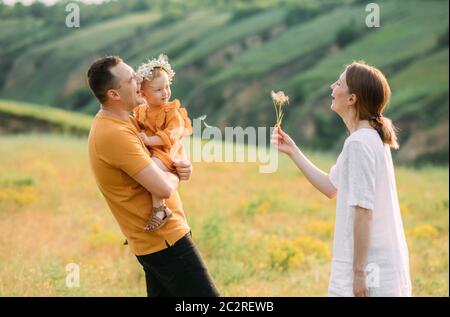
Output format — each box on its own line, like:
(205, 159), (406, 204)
(0, 134), (447, 296)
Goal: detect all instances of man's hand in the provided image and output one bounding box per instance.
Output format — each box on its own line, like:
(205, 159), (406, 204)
(173, 159), (192, 181)
(353, 271), (369, 297)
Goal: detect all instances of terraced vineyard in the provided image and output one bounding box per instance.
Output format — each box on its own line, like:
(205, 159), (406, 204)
(0, 0), (448, 164)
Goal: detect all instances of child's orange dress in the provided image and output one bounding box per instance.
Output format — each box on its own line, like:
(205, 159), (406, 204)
(133, 99), (192, 173)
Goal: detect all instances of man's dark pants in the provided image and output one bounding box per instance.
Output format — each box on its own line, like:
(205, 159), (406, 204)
(136, 232), (219, 297)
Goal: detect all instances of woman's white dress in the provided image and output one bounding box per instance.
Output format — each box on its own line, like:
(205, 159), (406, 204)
(328, 128), (412, 297)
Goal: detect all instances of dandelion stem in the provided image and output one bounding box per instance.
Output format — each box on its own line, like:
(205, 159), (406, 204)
(273, 102), (279, 126)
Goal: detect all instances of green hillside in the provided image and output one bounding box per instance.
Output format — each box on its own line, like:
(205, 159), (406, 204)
(0, 0), (448, 164)
(0, 99), (92, 136)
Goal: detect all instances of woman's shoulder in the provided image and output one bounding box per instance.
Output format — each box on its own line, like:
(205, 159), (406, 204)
(349, 127), (376, 139)
(345, 128), (382, 148)
(341, 128), (388, 164)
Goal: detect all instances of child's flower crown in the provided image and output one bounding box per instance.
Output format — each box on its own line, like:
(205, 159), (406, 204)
(137, 54), (175, 82)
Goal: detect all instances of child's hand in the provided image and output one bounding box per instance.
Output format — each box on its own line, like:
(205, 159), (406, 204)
(138, 132), (149, 145)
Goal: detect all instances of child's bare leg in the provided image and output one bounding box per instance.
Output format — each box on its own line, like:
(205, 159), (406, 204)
(151, 157), (169, 217)
(144, 156), (173, 232)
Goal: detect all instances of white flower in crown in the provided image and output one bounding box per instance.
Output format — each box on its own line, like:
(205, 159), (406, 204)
(137, 54), (175, 82)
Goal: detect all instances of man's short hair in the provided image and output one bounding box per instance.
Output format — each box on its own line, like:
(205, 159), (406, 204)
(87, 56), (122, 103)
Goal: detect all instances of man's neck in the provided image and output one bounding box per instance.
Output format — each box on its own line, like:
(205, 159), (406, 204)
(100, 105), (130, 121)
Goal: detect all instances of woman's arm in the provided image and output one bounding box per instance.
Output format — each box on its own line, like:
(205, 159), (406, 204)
(271, 127), (337, 198)
(289, 147), (338, 198)
(353, 206), (373, 297)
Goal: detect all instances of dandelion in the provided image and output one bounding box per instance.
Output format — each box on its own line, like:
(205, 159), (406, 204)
(271, 90), (289, 127)
(196, 114), (213, 128)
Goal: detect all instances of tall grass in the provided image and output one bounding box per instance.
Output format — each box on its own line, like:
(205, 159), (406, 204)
(0, 134), (447, 296)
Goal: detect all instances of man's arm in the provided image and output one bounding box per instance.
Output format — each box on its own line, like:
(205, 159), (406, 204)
(132, 163), (179, 199)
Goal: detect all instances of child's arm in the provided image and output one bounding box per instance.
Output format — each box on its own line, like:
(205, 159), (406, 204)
(138, 132), (165, 147)
(154, 109), (186, 148)
(137, 108), (184, 148)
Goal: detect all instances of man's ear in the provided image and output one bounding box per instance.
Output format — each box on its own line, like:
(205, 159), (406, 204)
(107, 89), (120, 101)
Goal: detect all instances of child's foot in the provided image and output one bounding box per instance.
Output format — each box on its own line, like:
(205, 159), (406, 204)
(144, 204), (173, 232)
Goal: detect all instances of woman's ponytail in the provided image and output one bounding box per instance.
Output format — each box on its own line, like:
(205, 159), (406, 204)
(369, 115), (399, 149)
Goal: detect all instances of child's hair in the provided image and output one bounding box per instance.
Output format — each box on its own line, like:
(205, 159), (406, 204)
(137, 54), (175, 85)
(345, 60), (399, 149)
(142, 67), (167, 84)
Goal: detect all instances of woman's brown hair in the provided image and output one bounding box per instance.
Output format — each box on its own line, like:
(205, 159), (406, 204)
(345, 61), (399, 149)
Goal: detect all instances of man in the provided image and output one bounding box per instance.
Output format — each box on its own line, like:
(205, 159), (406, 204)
(87, 56), (219, 297)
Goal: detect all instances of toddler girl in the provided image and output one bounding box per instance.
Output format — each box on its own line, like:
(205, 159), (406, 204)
(134, 54), (192, 232)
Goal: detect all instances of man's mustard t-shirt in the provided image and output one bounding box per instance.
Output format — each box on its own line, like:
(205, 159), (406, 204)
(88, 111), (190, 255)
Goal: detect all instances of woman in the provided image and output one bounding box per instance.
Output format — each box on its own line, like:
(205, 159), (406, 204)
(272, 61), (411, 297)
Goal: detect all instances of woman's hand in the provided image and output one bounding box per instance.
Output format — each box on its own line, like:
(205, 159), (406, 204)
(353, 271), (369, 297)
(270, 126), (297, 156)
